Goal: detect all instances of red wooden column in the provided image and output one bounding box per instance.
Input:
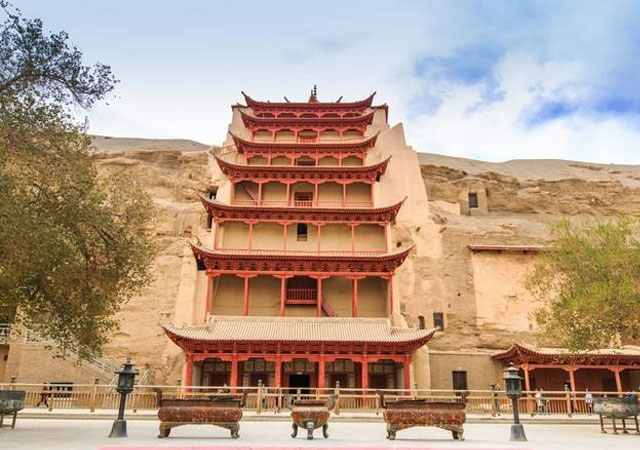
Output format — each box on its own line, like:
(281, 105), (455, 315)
(341, 183), (347, 206)
(275, 354), (282, 387)
(242, 275), (253, 316)
(522, 363), (533, 414)
(285, 182), (291, 206)
(316, 277), (323, 317)
(403, 355), (411, 391)
(185, 353), (194, 388)
(567, 366), (576, 392)
(361, 358), (368, 391)
(351, 277), (359, 317)
(278, 276), (292, 316)
(611, 367), (623, 394)
(314, 182), (319, 205)
(318, 357), (326, 390)
(230, 355), (239, 390)
(350, 224), (356, 253)
(282, 223), (289, 250)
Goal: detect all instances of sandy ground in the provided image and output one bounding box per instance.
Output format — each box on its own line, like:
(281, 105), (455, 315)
(2, 419), (638, 450)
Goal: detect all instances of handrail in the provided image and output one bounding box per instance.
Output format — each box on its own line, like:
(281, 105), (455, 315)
(21, 329), (122, 380)
(1, 383), (635, 417)
(286, 288), (317, 301)
(230, 200), (374, 208)
(215, 136), (376, 157)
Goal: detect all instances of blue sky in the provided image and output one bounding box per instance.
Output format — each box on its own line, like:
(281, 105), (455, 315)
(14, 0), (640, 163)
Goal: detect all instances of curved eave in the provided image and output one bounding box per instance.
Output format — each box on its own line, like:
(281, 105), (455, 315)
(162, 324), (434, 354)
(215, 155), (390, 180)
(200, 196), (407, 222)
(229, 132), (379, 153)
(493, 343), (640, 366)
(240, 110), (375, 128)
(190, 242), (414, 274)
(241, 92), (376, 110)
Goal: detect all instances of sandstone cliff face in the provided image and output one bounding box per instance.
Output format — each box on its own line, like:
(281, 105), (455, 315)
(91, 138), (212, 383)
(415, 154), (640, 353)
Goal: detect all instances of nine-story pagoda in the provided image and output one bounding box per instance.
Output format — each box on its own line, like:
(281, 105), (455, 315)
(163, 88), (434, 391)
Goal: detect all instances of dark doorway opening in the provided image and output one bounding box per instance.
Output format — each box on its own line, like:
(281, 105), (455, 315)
(370, 374), (388, 390)
(250, 373), (268, 387)
(289, 374), (311, 393)
(452, 370), (468, 391)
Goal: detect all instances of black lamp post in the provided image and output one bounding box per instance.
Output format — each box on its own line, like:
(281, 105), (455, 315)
(503, 362), (527, 442)
(109, 358), (137, 438)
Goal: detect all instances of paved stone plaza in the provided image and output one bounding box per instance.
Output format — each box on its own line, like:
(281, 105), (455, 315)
(1, 419), (637, 450)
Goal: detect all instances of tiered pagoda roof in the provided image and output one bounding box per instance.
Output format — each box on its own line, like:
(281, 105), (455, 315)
(229, 132), (379, 157)
(163, 316), (435, 355)
(215, 154), (390, 182)
(239, 92), (376, 112)
(239, 110), (375, 130)
(191, 242), (413, 275)
(201, 196), (406, 224)
(493, 343), (640, 366)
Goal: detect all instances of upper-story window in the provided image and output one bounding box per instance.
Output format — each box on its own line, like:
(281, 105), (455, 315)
(297, 223), (308, 241)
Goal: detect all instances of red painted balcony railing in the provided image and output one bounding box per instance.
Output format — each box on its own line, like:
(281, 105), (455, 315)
(214, 137), (373, 157)
(286, 288), (318, 302)
(230, 199), (374, 208)
(213, 248), (387, 256)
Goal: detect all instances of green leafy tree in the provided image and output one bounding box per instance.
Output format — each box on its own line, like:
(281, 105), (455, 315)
(0, 2), (155, 359)
(527, 218), (640, 351)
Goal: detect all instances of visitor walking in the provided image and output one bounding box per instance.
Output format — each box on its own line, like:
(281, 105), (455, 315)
(36, 382), (50, 408)
(540, 388), (549, 413)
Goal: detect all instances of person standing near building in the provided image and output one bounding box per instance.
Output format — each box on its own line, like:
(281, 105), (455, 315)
(490, 383), (501, 416)
(584, 388), (593, 414)
(36, 382), (49, 408)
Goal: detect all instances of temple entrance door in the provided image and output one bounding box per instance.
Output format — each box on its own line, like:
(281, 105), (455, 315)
(289, 374), (311, 393)
(250, 373), (268, 387)
(370, 374), (388, 390)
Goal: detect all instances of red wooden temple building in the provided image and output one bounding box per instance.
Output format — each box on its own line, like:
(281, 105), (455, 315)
(163, 88), (435, 391)
(494, 343), (640, 393)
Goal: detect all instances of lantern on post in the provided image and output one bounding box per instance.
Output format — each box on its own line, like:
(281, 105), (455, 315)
(503, 362), (527, 442)
(109, 359), (137, 438)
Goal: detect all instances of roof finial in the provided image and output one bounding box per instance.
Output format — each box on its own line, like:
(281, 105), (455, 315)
(309, 85), (318, 103)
